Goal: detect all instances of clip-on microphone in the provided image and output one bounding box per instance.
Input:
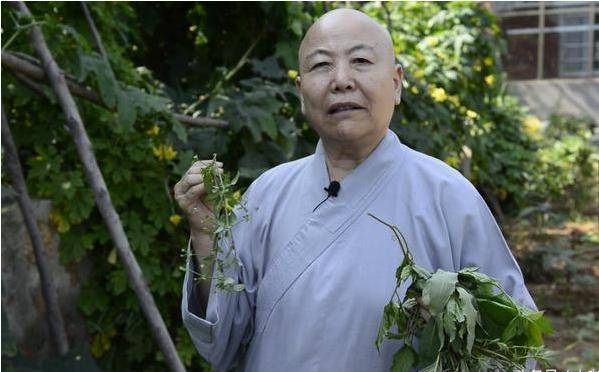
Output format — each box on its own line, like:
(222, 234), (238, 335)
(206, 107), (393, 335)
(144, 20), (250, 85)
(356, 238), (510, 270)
(313, 181), (341, 212)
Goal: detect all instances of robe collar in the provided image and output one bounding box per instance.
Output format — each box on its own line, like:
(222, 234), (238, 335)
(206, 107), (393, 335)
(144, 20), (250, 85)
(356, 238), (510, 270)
(302, 129), (406, 228)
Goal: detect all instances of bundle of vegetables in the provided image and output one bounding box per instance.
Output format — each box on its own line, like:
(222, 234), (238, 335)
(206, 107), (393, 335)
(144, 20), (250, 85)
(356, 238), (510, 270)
(368, 214), (554, 372)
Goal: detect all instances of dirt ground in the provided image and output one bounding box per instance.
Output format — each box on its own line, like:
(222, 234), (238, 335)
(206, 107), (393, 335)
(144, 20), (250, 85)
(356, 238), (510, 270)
(505, 214), (599, 371)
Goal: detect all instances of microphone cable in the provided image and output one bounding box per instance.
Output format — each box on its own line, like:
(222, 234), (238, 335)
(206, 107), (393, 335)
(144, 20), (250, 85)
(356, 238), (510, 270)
(312, 181), (341, 212)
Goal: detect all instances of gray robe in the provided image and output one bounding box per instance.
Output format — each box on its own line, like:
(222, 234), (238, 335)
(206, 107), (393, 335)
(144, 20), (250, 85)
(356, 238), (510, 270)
(181, 129), (538, 371)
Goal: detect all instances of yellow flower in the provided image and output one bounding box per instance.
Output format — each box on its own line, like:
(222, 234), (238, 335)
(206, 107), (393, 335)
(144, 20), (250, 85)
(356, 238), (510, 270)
(459, 106), (467, 114)
(435, 51), (447, 60)
(484, 75), (495, 86)
(430, 87), (447, 102)
(444, 156), (459, 168)
(164, 146), (177, 160)
(169, 214), (182, 226)
(287, 70), (298, 80)
(153, 145), (177, 161)
(523, 115), (542, 135)
(483, 56), (493, 67)
(466, 110), (479, 119)
(410, 86), (419, 95)
(447, 95), (460, 106)
(146, 125), (160, 136)
(413, 69), (425, 79)
(424, 36), (439, 47)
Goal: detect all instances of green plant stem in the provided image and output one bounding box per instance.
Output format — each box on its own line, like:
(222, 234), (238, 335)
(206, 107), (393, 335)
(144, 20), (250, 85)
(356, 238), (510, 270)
(183, 30), (265, 116)
(2, 21), (46, 52)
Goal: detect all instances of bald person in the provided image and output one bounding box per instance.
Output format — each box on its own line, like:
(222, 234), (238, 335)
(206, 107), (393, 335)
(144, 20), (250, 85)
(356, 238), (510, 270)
(178, 8), (537, 372)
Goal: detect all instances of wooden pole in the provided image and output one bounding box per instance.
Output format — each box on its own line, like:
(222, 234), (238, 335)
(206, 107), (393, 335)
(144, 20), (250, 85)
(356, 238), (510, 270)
(1, 52), (229, 129)
(13, 2), (186, 371)
(1, 102), (70, 356)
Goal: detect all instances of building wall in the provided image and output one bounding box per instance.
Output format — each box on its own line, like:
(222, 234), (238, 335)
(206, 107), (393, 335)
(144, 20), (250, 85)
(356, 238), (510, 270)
(508, 78), (599, 124)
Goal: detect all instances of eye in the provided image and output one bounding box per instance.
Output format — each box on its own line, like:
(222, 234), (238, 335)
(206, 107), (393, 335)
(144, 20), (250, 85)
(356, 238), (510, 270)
(311, 61), (329, 70)
(353, 58), (372, 64)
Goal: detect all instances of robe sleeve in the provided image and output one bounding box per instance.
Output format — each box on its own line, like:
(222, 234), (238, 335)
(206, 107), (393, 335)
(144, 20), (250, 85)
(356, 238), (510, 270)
(442, 178), (537, 311)
(442, 178), (539, 371)
(181, 185), (260, 372)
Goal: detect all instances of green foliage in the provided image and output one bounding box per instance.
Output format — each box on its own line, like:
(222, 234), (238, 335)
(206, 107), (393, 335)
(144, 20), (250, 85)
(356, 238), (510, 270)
(1, 1), (593, 371)
(2, 3), (202, 371)
(525, 114), (598, 212)
(369, 214), (554, 372)
(361, 1), (538, 211)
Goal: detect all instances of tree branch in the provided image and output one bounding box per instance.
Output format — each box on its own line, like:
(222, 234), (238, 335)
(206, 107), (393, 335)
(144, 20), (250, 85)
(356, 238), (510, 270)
(1, 101), (70, 356)
(2, 51), (228, 128)
(80, 2), (109, 65)
(12, 70), (52, 101)
(13, 3), (186, 370)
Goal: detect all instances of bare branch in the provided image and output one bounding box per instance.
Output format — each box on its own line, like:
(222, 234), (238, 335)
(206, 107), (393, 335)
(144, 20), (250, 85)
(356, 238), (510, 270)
(80, 2), (109, 64)
(13, 71), (52, 100)
(2, 51), (229, 128)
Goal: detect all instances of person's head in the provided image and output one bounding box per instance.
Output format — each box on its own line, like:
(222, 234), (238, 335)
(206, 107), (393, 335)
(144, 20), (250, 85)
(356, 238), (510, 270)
(296, 8), (403, 149)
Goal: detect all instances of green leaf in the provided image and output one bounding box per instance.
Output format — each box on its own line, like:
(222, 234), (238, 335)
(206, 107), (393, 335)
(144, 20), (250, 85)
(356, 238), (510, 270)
(78, 52), (119, 109)
(501, 316), (524, 342)
(532, 313), (553, 335)
(290, 19), (303, 36)
(417, 319), (442, 365)
(250, 57), (286, 80)
(117, 90), (136, 131)
(456, 287), (477, 354)
(420, 355), (442, 372)
(443, 301), (457, 343)
(261, 114), (278, 140)
(422, 269), (458, 316)
(411, 265), (431, 280)
(477, 298), (518, 339)
(246, 105), (278, 140)
(391, 346), (416, 372)
(458, 267), (496, 285)
(170, 116), (188, 142)
(396, 264), (412, 282)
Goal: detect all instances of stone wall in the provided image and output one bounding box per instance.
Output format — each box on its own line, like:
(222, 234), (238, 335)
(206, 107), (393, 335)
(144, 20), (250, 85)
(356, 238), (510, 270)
(1, 187), (90, 358)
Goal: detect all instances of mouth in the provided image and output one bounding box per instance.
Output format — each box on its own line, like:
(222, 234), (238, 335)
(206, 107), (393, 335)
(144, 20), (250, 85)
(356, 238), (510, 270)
(327, 102), (365, 115)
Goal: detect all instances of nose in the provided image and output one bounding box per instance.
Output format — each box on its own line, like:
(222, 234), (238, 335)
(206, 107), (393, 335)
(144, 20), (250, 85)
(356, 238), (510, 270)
(330, 62), (355, 92)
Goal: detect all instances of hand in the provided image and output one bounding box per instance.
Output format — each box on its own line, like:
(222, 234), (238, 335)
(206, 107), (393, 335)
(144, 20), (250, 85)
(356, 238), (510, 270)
(173, 160), (223, 233)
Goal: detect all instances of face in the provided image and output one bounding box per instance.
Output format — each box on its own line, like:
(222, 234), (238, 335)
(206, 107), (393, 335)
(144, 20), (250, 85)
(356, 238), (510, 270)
(296, 11), (403, 148)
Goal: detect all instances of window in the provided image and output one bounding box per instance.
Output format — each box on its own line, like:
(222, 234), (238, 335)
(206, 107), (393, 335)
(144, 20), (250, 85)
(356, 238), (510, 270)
(492, 1), (599, 80)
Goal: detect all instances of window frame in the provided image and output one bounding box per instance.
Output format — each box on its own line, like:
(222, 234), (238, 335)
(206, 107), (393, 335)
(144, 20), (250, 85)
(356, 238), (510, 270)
(493, 1), (599, 80)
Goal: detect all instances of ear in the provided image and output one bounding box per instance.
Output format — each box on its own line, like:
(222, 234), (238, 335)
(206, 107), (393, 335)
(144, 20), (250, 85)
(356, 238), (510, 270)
(295, 75), (305, 114)
(394, 64), (403, 105)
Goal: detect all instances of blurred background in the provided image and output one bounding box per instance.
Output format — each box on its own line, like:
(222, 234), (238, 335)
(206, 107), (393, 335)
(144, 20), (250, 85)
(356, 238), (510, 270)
(1, 1), (597, 371)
